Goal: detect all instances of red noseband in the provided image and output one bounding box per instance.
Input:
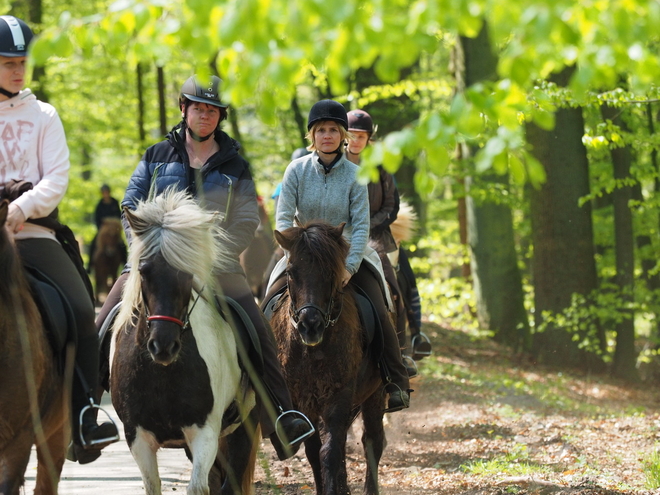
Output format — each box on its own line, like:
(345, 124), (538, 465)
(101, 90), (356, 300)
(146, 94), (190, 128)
(147, 315), (186, 328)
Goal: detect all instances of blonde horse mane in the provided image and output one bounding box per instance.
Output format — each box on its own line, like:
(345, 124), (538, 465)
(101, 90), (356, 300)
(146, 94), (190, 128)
(114, 188), (230, 331)
(390, 200), (417, 245)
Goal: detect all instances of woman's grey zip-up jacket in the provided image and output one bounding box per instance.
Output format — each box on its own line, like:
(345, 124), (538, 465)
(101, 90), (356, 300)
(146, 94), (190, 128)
(276, 152), (370, 275)
(122, 124), (259, 274)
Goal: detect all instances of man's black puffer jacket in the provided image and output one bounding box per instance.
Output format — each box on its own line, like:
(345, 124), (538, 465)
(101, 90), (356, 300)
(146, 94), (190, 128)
(122, 124), (259, 274)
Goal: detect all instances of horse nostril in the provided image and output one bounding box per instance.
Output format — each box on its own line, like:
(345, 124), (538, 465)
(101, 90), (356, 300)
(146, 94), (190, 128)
(147, 338), (160, 356)
(170, 340), (181, 356)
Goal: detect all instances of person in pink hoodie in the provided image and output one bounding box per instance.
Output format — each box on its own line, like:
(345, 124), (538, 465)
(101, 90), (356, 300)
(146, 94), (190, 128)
(0, 15), (118, 464)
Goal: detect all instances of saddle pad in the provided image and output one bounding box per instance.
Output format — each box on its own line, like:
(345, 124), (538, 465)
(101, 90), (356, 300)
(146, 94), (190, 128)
(24, 269), (74, 357)
(216, 296), (264, 375)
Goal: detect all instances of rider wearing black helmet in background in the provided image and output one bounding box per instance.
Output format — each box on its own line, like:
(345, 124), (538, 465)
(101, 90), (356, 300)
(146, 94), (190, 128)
(96, 75), (314, 460)
(0, 15), (119, 464)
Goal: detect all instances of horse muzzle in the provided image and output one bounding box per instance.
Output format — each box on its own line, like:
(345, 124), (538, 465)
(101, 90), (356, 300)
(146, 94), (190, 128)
(147, 326), (182, 365)
(294, 308), (325, 346)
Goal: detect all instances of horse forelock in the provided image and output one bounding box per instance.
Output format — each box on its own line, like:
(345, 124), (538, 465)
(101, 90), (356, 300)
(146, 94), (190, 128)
(114, 189), (229, 331)
(290, 223), (348, 282)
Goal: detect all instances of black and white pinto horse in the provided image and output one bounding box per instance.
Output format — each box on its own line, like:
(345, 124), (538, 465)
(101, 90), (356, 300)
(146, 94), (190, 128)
(110, 190), (258, 495)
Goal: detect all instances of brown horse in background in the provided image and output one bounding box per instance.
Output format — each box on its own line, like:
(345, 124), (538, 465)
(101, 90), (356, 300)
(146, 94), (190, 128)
(92, 217), (124, 304)
(269, 222), (386, 495)
(0, 200), (69, 495)
(240, 199), (275, 300)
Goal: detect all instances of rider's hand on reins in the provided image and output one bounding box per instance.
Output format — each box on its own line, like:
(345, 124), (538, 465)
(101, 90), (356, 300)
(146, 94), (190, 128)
(6, 203), (26, 234)
(341, 268), (351, 287)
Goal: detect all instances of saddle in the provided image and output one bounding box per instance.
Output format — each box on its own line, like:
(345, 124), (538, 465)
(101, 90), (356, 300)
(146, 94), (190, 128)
(23, 266), (77, 372)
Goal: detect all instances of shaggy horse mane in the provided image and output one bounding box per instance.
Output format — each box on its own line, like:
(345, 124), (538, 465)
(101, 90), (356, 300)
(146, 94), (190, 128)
(289, 223), (349, 283)
(114, 189), (230, 331)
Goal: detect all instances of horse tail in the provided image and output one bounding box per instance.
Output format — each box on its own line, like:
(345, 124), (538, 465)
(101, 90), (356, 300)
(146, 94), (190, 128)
(390, 200), (417, 245)
(242, 423), (260, 494)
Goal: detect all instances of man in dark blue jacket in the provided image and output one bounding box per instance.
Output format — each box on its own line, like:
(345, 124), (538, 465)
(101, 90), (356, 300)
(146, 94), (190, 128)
(97, 75), (313, 460)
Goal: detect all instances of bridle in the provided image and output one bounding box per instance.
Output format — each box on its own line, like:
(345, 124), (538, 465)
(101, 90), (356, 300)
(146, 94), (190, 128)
(287, 273), (344, 329)
(144, 285), (205, 333)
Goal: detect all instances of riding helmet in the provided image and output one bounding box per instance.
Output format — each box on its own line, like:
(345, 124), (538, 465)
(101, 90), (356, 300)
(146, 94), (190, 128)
(347, 109), (376, 135)
(0, 16), (33, 57)
(307, 99), (348, 131)
(179, 75), (228, 109)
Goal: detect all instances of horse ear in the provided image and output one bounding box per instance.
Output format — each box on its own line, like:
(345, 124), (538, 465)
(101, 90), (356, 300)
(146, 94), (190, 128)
(274, 229), (293, 251)
(0, 200), (8, 226)
(124, 207), (149, 238)
(333, 222), (346, 238)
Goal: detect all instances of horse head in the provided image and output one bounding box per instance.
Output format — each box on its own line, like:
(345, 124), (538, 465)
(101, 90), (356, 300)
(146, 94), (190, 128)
(98, 217), (122, 257)
(118, 189), (229, 366)
(274, 222), (348, 346)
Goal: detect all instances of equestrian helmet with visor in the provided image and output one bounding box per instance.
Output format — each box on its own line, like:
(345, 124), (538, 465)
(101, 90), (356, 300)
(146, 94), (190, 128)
(0, 16), (32, 57)
(307, 99), (348, 131)
(179, 75), (228, 109)
(347, 109), (377, 135)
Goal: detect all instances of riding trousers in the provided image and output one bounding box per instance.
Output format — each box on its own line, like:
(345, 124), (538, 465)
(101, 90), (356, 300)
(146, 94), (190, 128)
(17, 238), (99, 423)
(96, 271), (293, 438)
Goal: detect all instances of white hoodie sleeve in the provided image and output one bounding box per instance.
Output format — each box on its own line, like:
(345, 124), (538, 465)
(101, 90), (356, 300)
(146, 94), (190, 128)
(12, 100), (70, 219)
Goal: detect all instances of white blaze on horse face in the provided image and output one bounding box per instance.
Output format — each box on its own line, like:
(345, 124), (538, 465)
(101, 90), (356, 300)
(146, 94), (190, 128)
(189, 292), (241, 427)
(131, 427), (162, 495)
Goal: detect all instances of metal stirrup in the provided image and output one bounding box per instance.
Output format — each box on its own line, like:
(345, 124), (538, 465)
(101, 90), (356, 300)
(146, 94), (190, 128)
(411, 332), (432, 357)
(274, 410), (315, 447)
(78, 399), (120, 448)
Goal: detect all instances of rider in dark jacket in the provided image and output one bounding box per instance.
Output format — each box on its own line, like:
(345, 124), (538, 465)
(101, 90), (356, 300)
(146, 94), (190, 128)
(97, 75), (313, 460)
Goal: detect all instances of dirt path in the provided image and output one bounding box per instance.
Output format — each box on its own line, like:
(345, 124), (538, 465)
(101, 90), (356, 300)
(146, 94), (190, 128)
(254, 322), (660, 494)
(25, 322), (660, 494)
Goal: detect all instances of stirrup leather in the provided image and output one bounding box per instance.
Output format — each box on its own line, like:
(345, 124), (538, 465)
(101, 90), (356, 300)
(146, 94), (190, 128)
(78, 400), (120, 448)
(274, 410), (315, 447)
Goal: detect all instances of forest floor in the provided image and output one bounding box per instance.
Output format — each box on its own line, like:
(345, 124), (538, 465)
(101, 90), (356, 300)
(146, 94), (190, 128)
(253, 321), (660, 494)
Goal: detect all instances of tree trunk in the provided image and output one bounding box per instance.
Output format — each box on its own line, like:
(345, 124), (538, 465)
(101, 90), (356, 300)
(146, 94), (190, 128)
(601, 104), (639, 381)
(526, 68), (603, 369)
(136, 63), (146, 145)
(157, 66), (167, 137)
(457, 24), (530, 349)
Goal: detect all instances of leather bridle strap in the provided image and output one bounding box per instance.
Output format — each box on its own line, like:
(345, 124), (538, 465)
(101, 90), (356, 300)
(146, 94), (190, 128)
(147, 315), (186, 328)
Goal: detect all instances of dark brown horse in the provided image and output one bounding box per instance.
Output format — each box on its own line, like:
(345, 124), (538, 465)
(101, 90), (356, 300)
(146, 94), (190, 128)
(0, 199), (69, 495)
(269, 222), (386, 495)
(92, 217), (124, 304)
(110, 190), (259, 495)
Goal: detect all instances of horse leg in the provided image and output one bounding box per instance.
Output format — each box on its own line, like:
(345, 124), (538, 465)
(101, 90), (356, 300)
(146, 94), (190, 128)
(303, 431), (324, 495)
(321, 398), (354, 495)
(0, 428), (33, 495)
(130, 427), (162, 495)
(183, 424), (220, 495)
(359, 392), (386, 495)
(34, 421), (67, 495)
(215, 410), (260, 495)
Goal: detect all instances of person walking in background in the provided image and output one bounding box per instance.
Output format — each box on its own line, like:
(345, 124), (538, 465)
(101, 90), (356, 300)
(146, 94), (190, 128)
(270, 99), (411, 412)
(0, 15), (119, 464)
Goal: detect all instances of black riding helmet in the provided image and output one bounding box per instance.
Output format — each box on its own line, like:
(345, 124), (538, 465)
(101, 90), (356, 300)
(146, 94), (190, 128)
(347, 109), (376, 135)
(307, 99), (348, 131)
(0, 15), (33, 57)
(0, 16), (33, 99)
(179, 75), (228, 142)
